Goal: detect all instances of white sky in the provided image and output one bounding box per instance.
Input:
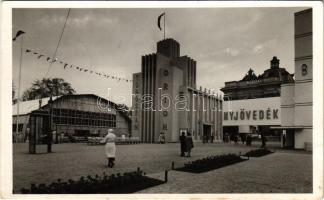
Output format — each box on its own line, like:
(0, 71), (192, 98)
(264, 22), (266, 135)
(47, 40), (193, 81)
(12, 7), (305, 106)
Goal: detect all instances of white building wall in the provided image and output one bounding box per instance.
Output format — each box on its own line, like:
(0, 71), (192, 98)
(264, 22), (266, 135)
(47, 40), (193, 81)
(281, 84), (295, 126)
(281, 107), (295, 126)
(239, 125), (250, 133)
(293, 9), (313, 150)
(294, 129), (312, 149)
(294, 106), (313, 126)
(295, 36), (313, 58)
(281, 84), (295, 105)
(279, 8), (314, 150)
(294, 82), (312, 104)
(223, 97), (281, 126)
(171, 66), (184, 142)
(131, 73), (142, 138)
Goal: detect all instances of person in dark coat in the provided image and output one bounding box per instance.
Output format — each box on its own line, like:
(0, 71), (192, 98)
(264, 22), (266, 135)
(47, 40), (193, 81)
(185, 132), (194, 157)
(261, 133), (267, 148)
(179, 132), (186, 157)
(241, 134), (246, 144)
(233, 135), (238, 144)
(246, 134), (252, 146)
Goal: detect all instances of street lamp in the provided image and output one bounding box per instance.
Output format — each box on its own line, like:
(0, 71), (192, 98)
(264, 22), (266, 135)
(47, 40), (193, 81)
(47, 94), (53, 153)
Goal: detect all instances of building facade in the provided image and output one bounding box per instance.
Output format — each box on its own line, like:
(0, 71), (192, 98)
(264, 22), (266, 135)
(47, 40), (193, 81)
(221, 8), (313, 151)
(12, 94), (131, 143)
(132, 38), (223, 143)
(278, 8), (313, 150)
(223, 97), (281, 138)
(221, 57), (293, 138)
(221, 57), (294, 101)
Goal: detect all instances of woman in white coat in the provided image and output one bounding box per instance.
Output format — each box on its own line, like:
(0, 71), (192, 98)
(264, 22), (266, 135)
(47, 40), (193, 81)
(101, 129), (116, 168)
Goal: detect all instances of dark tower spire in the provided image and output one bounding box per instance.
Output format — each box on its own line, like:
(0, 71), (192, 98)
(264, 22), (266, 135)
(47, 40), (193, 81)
(270, 56), (280, 69)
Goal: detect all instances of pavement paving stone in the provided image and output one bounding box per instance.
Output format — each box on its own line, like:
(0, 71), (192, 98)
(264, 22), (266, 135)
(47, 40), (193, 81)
(13, 142), (312, 193)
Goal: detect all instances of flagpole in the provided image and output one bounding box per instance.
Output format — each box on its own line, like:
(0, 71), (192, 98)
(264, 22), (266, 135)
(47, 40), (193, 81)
(44, 8), (71, 78)
(163, 13), (166, 40)
(15, 35), (24, 142)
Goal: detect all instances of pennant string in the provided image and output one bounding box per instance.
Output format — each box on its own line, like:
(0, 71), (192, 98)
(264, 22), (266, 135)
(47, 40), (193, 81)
(21, 47), (133, 83)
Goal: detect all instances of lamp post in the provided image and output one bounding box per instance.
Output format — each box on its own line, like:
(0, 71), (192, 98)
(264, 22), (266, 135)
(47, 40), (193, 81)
(15, 34), (24, 143)
(47, 95), (53, 153)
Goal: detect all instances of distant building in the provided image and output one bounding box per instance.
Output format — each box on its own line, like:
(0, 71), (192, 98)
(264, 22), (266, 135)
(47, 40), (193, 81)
(222, 8), (313, 151)
(221, 56), (294, 101)
(12, 94), (131, 143)
(221, 57), (294, 140)
(132, 38), (223, 143)
(274, 8), (313, 150)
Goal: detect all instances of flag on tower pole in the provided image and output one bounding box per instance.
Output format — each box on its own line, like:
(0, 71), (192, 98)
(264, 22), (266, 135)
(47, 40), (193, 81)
(158, 12), (166, 39)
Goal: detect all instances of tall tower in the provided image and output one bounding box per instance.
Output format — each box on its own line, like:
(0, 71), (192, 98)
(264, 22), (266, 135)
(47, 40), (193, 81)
(134, 38), (196, 143)
(132, 38), (222, 143)
(293, 8), (313, 149)
(280, 8), (313, 150)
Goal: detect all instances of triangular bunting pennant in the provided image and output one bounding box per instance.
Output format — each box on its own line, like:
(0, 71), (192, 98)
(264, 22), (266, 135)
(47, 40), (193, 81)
(18, 47), (132, 83)
(51, 58), (58, 63)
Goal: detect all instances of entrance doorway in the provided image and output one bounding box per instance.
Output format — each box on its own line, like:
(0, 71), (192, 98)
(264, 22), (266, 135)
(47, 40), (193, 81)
(203, 124), (211, 143)
(284, 129), (295, 148)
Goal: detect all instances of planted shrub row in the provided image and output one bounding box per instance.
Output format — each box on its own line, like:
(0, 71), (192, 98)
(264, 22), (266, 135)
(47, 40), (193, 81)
(20, 170), (164, 194)
(176, 153), (247, 173)
(244, 148), (273, 157)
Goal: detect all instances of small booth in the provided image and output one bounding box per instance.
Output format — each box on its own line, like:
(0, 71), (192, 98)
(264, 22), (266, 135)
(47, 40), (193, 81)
(29, 110), (52, 154)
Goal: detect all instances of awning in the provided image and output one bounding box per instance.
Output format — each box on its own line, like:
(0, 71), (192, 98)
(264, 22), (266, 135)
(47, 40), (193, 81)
(270, 126), (311, 130)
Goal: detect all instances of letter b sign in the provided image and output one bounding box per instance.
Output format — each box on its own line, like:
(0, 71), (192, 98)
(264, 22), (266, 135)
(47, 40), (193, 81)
(301, 64), (308, 76)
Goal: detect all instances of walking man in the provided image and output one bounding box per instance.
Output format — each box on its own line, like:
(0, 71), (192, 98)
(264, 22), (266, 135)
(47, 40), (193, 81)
(185, 132), (194, 157)
(261, 133), (267, 148)
(179, 132), (186, 157)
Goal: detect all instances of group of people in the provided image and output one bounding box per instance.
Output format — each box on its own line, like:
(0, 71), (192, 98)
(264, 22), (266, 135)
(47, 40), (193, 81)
(223, 132), (266, 147)
(179, 132), (194, 157)
(100, 129), (196, 169)
(223, 133), (241, 144)
(202, 134), (214, 143)
(100, 129), (268, 168)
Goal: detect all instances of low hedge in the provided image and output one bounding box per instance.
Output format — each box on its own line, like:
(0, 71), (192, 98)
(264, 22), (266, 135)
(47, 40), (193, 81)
(176, 153), (246, 173)
(244, 148), (273, 157)
(20, 170), (164, 194)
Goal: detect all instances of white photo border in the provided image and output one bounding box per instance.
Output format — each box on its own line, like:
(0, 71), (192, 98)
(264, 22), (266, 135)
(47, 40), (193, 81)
(1, 1), (323, 199)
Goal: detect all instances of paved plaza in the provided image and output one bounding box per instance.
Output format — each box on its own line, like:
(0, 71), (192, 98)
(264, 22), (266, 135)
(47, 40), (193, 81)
(13, 142), (312, 193)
